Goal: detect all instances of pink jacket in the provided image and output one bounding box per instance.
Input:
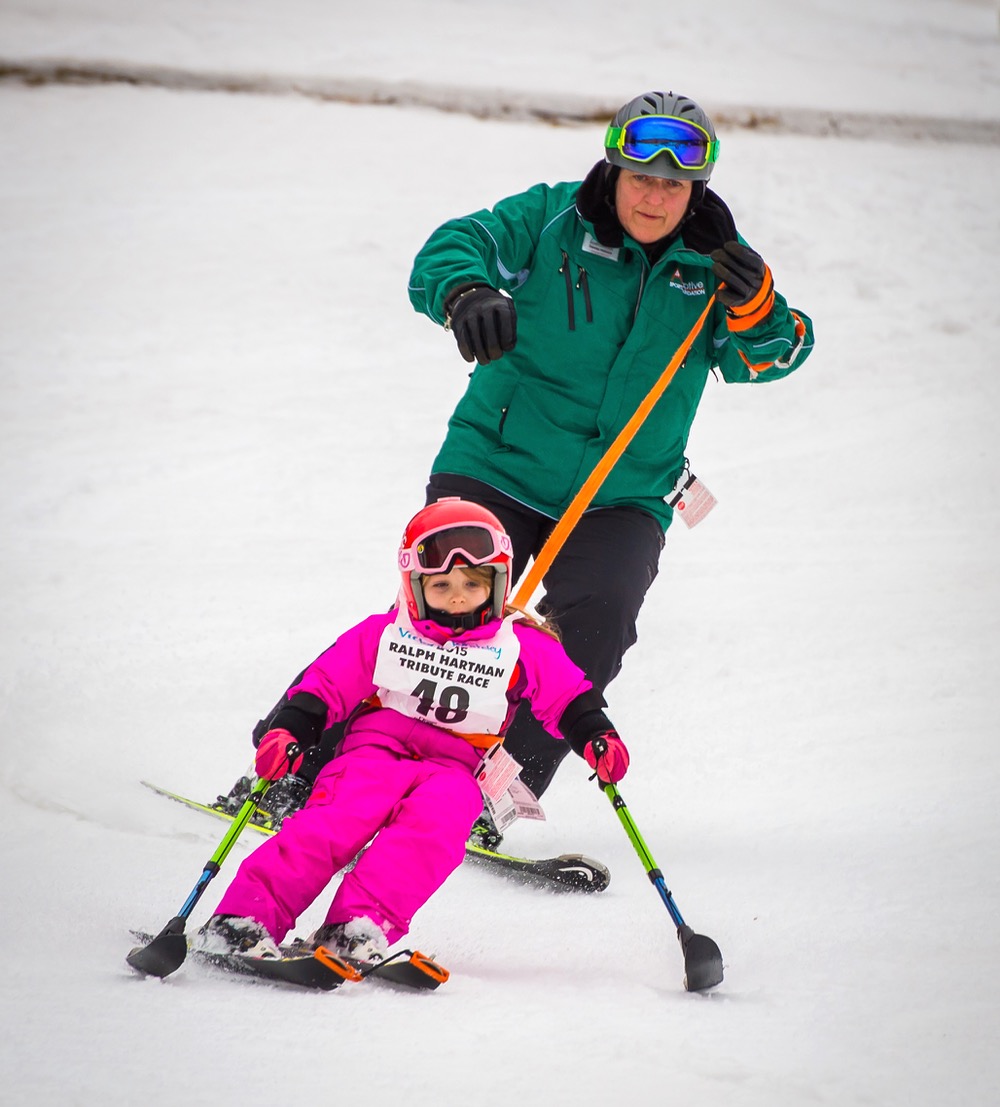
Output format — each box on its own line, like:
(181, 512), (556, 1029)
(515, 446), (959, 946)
(287, 610), (593, 774)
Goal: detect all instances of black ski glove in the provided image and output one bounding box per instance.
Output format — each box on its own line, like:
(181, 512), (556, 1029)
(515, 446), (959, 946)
(445, 284), (517, 365)
(710, 240), (775, 329)
(710, 241), (768, 307)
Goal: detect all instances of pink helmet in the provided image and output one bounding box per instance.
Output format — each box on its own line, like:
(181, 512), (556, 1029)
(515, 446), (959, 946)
(398, 498), (513, 622)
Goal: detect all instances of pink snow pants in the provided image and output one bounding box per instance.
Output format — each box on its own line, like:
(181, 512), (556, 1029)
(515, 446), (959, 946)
(214, 746), (483, 944)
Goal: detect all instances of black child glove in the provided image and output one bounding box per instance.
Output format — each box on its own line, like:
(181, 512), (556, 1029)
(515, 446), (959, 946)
(710, 241), (775, 329)
(445, 284), (518, 365)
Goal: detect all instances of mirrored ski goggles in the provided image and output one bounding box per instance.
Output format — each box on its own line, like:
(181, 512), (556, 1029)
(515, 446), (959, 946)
(605, 115), (720, 170)
(403, 524), (506, 575)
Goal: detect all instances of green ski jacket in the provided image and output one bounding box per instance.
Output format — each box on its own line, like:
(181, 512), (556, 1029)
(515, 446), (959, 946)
(409, 173), (814, 530)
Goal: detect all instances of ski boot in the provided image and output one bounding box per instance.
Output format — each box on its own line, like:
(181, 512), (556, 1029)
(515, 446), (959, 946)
(211, 775), (252, 817)
(468, 806), (503, 852)
(306, 918), (388, 966)
(256, 772), (312, 828)
(195, 915), (281, 959)
(211, 771), (312, 832)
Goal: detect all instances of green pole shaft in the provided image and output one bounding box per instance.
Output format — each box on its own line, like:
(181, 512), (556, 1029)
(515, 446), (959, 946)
(601, 781), (686, 928)
(176, 776), (269, 919)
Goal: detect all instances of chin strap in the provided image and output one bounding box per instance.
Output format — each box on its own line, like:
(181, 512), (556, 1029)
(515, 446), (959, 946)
(424, 599), (494, 632)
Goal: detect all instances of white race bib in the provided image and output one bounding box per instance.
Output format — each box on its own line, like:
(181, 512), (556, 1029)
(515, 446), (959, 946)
(372, 610), (521, 736)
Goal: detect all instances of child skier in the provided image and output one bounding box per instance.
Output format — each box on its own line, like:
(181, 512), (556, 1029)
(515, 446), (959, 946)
(197, 498), (629, 964)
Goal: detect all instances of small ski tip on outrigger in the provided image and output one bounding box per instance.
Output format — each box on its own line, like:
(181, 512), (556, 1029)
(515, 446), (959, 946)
(600, 781), (724, 993)
(127, 916), (189, 979)
(677, 924), (725, 994)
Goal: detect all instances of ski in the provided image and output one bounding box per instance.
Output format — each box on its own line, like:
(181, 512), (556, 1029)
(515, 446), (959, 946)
(129, 930), (447, 991)
(141, 779), (278, 836)
(141, 779), (610, 893)
(128, 930), (346, 990)
(308, 944), (449, 991)
(463, 841), (610, 892)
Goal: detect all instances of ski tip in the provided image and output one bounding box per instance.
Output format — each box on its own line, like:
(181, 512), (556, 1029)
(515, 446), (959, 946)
(125, 938), (187, 979)
(125, 946), (150, 975)
(549, 854), (611, 893)
(313, 946), (364, 982)
(683, 961), (724, 993)
(408, 950), (450, 985)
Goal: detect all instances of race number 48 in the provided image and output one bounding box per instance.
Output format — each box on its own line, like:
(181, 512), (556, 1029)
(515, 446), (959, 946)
(411, 679), (470, 724)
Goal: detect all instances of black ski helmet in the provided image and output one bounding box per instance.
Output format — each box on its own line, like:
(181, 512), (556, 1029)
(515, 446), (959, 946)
(604, 91), (719, 182)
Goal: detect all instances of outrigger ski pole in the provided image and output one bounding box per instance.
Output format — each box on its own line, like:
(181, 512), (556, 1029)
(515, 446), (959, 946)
(127, 775), (272, 978)
(600, 781), (724, 992)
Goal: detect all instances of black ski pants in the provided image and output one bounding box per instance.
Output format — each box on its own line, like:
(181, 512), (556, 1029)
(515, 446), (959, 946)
(426, 474), (665, 797)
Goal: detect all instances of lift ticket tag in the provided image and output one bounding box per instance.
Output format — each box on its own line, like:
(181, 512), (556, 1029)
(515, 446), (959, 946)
(476, 743), (546, 830)
(476, 743), (521, 802)
(668, 472), (717, 528)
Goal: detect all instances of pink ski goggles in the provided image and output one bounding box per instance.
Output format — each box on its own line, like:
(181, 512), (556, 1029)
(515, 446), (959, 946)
(399, 523), (511, 575)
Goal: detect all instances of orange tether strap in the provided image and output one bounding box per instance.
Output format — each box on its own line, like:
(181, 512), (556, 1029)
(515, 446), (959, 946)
(510, 293), (717, 611)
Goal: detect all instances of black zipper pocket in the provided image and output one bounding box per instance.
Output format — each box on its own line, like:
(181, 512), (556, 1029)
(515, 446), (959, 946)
(559, 251), (576, 331)
(576, 266), (593, 323)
